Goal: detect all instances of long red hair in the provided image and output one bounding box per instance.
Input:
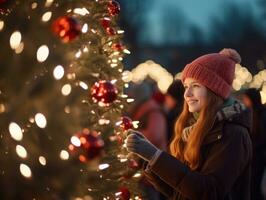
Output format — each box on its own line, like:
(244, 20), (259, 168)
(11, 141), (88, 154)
(169, 89), (223, 170)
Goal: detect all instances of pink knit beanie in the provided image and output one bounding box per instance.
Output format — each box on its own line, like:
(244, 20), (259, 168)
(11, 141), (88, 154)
(182, 48), (241, 99)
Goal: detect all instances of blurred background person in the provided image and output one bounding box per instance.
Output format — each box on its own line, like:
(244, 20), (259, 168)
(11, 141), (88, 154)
(125, 81), (167, 200)
(164, 79), (185, 144)
(241, 88), (266, 200)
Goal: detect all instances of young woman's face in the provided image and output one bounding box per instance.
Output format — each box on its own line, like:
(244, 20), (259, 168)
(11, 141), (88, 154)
(183, 78), (208, 113)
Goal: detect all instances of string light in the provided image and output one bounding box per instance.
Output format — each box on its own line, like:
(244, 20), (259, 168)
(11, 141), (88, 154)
(9, 122), (23, 141)
(36, 45), (49, 62)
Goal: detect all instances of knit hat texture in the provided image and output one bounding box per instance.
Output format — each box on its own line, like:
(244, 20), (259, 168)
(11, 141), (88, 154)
(182, 48), (241, 99)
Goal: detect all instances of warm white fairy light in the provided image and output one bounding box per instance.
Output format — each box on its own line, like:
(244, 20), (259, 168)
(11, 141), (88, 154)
(64, 106), (70, 114)
(75, 50), (82, 58)
(132, 121), (139, 128)
(158, 78), (173, 93)
(110, 63), (118, 68)
(53, 65), (64, 80)
(41, 11), (52, 22)
(112, 59), (118, 63)
(124, 83), (129, 88)
(115, 192), (122, 197)
(10, 31), (22, 49)
(117, 30), (124, 34)
(174, 72), (182, 80)
(16, 145), (27, 158)
(61, 84), (72, 96)
(79, 81), (88, 90)
(83, 46), (88, 52)
(19, 164), (32, 178)
(15, 42), (24, 54)
(111, 79), (117, 84)
(67, 73), (76, 80)
(31, 2), (38, 9)
(60, 150), (69, 160)
(121, 94), (128, 98)
(98, 163), (110, 170)
(98, 119), (110, 125)
(71, 136), (81, 147)
(123, 49), (130, 54)
(39, 156), (47, 166)
(122, 71), (132, 82)
(0, 21), (4, 31)
(35, 113), (47, 128)
(29, 117), (35, 123)
(261, 83), (266, 104)
(0, 104), (5, 113)
(131, 60), (175, 92)
(120, 158), (127, 162)
(45, 0), (54, 7)
(126, 98), (134, 103)
(232, 79), (242, 91)
(82, 23), (88, 33)
(133, 172), (141, 178)
(9, 122), (23, 141)
(36, 45), (49, 62)
(73, 7), (90, 16)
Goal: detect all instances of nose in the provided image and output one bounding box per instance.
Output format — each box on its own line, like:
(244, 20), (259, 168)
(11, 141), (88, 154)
(184, 86), (192, 98)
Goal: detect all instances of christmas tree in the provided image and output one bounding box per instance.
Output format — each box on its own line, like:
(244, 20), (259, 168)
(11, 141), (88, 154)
(0, 0), (143, 199)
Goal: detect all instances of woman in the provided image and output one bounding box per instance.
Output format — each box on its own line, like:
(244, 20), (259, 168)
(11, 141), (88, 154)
(126, 49), (252, 200)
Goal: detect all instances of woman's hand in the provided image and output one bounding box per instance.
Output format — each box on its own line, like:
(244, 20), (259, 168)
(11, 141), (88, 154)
(125, 130), (158, 161)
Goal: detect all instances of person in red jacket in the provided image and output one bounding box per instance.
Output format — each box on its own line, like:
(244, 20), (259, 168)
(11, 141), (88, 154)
(126, 49), (252, 200)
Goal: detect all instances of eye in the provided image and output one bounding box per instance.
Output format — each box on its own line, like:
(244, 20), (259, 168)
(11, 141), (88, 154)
(184, 85), (188, 89)
(192, 84), (200, 88)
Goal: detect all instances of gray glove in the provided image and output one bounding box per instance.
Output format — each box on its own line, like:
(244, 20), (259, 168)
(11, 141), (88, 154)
(126, 130), (158, 161)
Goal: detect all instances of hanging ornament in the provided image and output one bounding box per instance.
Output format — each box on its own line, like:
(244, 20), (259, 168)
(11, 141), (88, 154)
(100, 17), (111, 29)
(107, 0), (120, 16)
(0, 0), (12, 14)
(91, 80), (118, 105)
(116, 134), (124, 145)
(128, 158), (140, 170)
(68, 129), (104, 162)
(105, 27), (116, 35)
(112, 43), (125, 51)
(117, 187), (130, 200)
(52, 16), (81, 43)
(118, 116), (133, 131)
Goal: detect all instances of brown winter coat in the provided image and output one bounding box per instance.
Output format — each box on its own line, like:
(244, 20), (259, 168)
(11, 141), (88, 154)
(143, 107), (252, 200)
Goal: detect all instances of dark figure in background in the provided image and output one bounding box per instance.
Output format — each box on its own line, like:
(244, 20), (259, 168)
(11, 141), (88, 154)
(126, 82), (167, 200)
(164, 80), (185, 143)
(242, 88), (266, 200)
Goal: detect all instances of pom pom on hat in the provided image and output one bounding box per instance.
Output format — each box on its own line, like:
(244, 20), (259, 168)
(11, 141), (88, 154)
(182, 48), (241, 99)
(219, 48), (241, 64)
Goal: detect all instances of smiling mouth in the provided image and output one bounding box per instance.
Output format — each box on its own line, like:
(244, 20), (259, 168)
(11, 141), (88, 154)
(187, 100), (198, 104)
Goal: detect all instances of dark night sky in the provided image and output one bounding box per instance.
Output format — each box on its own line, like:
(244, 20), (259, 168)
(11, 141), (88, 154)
(138, 0), (259, 44)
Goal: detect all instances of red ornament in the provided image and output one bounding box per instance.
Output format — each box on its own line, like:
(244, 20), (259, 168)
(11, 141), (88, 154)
(116, 134), (124, 145)
(117, 187), (130, 200)
(100, 17), (111, 29)
(91, 80), (118, 105)
(0, 0), (12, 14)
(52, 16), (81, 43)
(128, 158), (140, 170)
(119, 116), (133, 131)
(107, 0), (120, 16)
(68, 129), (104, 162)
(105, 27), (116, 35)
(112, 43), (125, 51)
